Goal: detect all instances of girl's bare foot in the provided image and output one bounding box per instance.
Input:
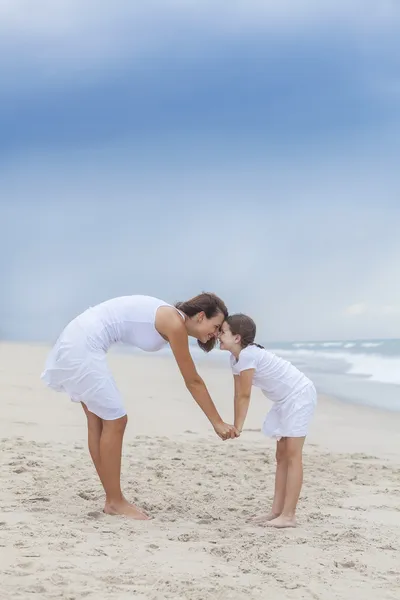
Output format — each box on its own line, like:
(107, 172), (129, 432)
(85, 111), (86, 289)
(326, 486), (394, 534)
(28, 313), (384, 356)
(264, 514), (296, 528)
(250, 512), (281, 524)
(104, 498), (150, 520)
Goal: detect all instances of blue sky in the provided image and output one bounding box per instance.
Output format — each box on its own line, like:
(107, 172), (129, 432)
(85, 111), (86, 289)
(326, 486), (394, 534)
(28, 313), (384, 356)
(1, 1), (400, 342)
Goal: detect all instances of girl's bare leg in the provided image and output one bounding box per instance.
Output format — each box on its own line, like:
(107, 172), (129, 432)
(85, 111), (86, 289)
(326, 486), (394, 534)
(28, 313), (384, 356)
(81, 403), (149, 519)
(252, 438), (287, 523)
(266, 436), (305, 528)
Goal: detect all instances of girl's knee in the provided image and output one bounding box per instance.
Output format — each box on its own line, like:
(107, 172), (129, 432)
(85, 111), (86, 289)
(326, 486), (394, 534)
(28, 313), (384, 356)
(276, 442), (287, 464)
(286, 437), (305, 461)
(287, 450), (302, 465)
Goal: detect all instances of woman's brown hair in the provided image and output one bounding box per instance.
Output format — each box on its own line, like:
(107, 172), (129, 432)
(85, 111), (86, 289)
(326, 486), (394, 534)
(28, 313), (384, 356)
(176, 292), (228, 352)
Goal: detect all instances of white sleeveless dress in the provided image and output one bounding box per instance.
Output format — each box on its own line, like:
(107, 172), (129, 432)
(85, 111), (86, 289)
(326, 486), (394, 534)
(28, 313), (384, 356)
(41, 295), (183, 420)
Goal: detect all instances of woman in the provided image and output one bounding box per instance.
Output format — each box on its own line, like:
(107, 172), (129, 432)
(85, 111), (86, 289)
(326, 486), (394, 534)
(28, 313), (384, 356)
(41, 292), (239, 519)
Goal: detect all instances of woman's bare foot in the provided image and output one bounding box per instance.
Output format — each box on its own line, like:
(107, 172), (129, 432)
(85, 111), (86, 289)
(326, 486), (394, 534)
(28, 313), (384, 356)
(264, 514), (296, 528)
(104, 498), (150, 520)
(250, 512), (281, 524)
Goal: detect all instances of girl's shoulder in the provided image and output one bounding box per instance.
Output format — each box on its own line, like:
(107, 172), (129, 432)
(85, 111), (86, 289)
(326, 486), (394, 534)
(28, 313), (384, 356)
(231, 344), (264, 373)
(243, 344), (266, 358)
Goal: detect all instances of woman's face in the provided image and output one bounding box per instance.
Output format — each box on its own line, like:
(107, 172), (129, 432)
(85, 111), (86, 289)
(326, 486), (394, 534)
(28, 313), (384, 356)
(193, 311), (225, 344)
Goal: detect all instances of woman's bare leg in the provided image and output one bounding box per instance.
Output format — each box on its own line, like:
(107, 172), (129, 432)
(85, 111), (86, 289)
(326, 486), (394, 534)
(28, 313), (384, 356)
(81, 403), (105, 486)
(266, 436), (305, 528)
(81, 403), (149, 519)
(99, 417), (147, 518)
(252, 438), (288, 523)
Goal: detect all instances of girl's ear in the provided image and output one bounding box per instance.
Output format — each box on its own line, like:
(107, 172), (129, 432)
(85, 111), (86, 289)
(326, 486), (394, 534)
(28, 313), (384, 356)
(234, 334), (242, 345)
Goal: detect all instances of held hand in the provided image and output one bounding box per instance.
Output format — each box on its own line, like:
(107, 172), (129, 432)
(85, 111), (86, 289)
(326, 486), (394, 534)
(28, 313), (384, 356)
(213, 421), (240, 441)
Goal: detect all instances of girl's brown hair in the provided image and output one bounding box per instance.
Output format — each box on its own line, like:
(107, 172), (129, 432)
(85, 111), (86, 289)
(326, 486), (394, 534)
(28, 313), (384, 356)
(225, 313), (264, 349)
(176, 292), (228, 352)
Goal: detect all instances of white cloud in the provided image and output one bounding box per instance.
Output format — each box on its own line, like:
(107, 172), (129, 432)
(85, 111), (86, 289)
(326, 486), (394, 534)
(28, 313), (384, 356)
(0, 1), (398, 38)
(2, 138), (400, 341)
(381, 305), (400, 316)
(345, 303), (400, 319)
(344, 303), (368, 316)
(0, 0), (398, 86)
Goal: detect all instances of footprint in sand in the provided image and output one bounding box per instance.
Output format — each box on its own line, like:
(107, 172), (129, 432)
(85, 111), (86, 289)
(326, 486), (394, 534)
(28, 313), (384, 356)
(78, 491), (96, 501)
(25, 585), (47, 594)
(177, 533), (199, 542)
(87, 511), (103, 519)
(334, 560), (356, 569)
(198, 518), (213, 525)
(29, 497), (50, 503)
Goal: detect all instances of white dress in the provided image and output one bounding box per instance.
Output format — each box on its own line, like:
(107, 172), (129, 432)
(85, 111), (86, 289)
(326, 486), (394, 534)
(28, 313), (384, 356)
(41, 295), (183, 420)
(230, 345), (317, 439)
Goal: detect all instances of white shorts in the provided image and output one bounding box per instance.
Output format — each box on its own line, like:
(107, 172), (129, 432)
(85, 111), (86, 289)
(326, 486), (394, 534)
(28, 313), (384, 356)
(262, 383), (317, 440)
(41, 336), (126, 421)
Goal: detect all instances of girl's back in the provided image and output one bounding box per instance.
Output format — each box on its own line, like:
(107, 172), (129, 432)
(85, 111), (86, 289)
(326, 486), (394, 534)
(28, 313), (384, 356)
(231, 344), (311, 403)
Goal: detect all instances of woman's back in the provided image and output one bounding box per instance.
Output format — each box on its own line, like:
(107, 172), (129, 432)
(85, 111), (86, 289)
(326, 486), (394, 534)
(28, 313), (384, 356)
(63, 295), (174, 352)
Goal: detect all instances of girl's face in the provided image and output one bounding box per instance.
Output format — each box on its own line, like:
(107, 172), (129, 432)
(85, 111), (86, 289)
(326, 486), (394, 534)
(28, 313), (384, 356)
(218, 321), (241, 351)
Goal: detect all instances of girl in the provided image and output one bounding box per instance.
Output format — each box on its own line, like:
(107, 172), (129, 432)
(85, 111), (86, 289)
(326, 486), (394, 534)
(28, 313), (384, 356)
(41, 293), (239, 520)
(219, 314), (317, 528)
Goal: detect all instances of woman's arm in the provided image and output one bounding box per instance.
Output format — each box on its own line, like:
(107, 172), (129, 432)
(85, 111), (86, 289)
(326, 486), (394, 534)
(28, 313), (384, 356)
(233, 369), (254, 432)
(157, 309), (239, 440)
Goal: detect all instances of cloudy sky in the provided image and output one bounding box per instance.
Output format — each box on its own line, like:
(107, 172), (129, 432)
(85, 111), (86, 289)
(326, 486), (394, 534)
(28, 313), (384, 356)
(1, 1), (399, 342)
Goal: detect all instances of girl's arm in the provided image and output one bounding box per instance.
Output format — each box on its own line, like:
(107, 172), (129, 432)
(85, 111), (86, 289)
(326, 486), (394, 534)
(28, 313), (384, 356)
(157, 309), (239, 440)
(233, 369), (255, 432)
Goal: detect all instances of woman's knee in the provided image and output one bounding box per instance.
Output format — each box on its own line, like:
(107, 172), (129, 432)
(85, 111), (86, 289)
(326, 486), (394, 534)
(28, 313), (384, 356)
(83, 405), (103, 431)
(103, 414), (128, 432)
(119, 414), (128, 429)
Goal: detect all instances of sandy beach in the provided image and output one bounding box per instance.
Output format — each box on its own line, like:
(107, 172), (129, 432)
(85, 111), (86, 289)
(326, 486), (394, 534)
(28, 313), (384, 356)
(1, 342), (400, 600)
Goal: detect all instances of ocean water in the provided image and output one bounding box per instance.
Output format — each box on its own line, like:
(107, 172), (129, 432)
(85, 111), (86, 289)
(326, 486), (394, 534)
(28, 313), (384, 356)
(118, 338), (400, 412)
(187, 338), (400, 412)
(266, 338), (400, 412)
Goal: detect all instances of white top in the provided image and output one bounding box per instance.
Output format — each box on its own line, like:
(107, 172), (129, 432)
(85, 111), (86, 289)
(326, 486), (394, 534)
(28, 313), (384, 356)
(230, 344), (311, 403)
(63, 295), (183, 353)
